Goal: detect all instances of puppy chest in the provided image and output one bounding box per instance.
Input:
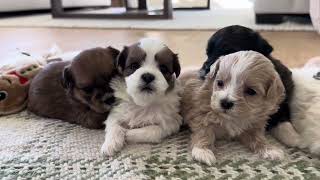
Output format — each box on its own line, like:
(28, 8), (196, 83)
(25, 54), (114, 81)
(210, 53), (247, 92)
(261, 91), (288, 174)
(212, 125), (230, 139)
(121, 103), (176, 128)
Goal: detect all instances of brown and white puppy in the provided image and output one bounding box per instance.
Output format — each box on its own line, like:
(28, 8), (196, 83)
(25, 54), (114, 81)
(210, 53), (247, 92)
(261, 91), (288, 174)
(101, 38), (182, 156)
(27, 47), (119, 129)
(180, 51), (285, 165)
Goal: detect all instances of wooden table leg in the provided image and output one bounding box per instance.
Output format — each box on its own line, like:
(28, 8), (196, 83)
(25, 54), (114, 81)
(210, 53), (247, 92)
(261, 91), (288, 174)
(111, 0), (125, 7)
(138, 0), (147, 10)
(164, 0), (173, 19)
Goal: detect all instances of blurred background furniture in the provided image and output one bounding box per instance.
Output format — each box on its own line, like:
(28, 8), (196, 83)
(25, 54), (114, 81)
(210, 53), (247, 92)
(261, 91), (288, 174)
(0, 0), (109, 14)
(254, 0), (310, 24)
(51, 0), (173, 19)
(310, 0), (320, 33)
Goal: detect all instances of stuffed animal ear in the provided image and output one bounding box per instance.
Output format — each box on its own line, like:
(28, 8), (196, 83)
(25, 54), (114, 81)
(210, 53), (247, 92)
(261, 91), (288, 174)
(172, 53), (181, 78)
(208, 59), (221, 80)
(61, 66), (74, 89)
(116, 46), (129, 74)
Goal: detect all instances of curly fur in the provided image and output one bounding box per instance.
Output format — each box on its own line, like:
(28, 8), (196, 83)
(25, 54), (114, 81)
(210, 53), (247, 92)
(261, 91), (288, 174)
(180, 51), (285, 165)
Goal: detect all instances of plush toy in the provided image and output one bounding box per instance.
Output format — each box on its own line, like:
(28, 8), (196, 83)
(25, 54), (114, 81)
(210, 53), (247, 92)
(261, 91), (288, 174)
(0, 63), (42, 115)
(0, 45), (65, 116)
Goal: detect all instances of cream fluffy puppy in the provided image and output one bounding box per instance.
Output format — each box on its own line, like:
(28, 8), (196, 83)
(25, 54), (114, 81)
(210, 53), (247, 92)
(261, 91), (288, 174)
(290, 65), (320, 155)
(180, 51), (286, 165)
(101, 38), (182, 156)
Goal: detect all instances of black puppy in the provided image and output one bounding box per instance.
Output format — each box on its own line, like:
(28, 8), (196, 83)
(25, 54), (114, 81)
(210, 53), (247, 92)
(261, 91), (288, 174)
(199, 25), (300, 147)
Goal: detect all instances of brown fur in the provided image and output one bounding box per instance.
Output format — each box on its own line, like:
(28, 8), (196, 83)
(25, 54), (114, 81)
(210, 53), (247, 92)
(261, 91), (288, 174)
(27, 47), (119, 129)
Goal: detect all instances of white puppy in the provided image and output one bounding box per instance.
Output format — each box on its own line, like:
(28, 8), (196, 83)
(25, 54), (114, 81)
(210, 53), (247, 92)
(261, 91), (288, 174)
(290, 66), (320, 155)
(101, 38), (182, 156)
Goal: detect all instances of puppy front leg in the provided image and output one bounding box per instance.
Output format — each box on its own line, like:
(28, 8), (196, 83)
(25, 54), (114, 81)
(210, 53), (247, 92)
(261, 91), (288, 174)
(271, 122), (302, 148)
(101, 117), (127, 156)
(238, 129), (284, 161)
(126, 125), (166, 144)
(190, 125), (216, 165)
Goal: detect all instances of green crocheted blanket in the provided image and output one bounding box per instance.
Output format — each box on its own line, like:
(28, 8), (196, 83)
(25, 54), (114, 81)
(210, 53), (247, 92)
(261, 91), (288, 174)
(0, 112), (319, 179)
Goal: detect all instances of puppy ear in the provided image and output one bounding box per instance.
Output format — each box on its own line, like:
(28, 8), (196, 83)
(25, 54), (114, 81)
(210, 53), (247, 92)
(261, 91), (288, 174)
(173, 53), (181, 77)
(256, 35), (273, 56)
(266, 75), (285, 105)
(208, 59), (220, 80)
(116, 46), (129, 74)
(61, 66), (74, 89)
(107, 46), (120, 59)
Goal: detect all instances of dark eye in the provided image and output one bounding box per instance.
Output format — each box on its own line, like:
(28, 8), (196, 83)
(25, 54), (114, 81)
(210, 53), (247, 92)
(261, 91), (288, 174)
(245, 88), (257, 96)
(0, 91), (8, 101)
(130, 63), (140, 70)
(104, 96), (116, 105)
(159, 65), (169, 74)
(217, 80), (224, 88)
(82, 86), (94, 94)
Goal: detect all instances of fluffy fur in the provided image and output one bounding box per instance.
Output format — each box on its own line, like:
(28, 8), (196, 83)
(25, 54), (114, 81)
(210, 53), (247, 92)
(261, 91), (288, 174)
(28, 47), (119, 129)
(199, 25), (297, 148)
(290, 65), (320, 155)
(101, 38), (182, 156)
(180, 51), (286, 165)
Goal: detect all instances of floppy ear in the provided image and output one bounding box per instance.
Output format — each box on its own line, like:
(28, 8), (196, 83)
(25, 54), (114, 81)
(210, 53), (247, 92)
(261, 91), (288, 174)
(256, 35), (273, 56)
(208, 59), (221, 80)
(61, 66), (74, 89)
(172, 53), (181, 78)
(116, 46), (129, 74)
(107, 46), (120, 59)
(266, 75), (285, 105)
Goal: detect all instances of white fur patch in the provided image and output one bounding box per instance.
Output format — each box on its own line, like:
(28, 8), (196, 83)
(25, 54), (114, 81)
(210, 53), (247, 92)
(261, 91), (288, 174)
(290, 67), (320, 156)
(259, 147), (284, 160)
(192, 147), (216, 165)
(101, 123), (126, 156)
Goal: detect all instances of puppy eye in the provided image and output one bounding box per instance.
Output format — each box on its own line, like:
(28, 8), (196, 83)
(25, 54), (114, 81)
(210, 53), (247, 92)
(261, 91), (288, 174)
(245, 88), (257, 96)
(159, 65), (169, 74)
(0, 91), (8, 101)
(104, 96), (116, 105)
(217, 80), (224, 88)
(130, 63), (140, 70)
(82, 86), (94, 94)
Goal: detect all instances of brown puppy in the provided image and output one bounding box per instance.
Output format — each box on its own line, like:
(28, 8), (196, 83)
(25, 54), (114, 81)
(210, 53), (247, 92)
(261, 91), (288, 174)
(28, 47), (119, 129)
(180, 51), (285, 165)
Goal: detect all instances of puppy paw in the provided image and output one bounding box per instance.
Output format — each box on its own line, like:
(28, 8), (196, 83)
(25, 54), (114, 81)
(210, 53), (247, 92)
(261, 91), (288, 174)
(310, 142), (320, 156)
(192, 147), (216, 165)
(101, 135), (125, 156)
(259, 147), (284, 161)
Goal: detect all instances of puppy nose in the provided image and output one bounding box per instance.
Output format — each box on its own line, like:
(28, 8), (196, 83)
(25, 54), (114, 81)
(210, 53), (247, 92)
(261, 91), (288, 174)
(220, 99), (234, 110)
(141, 73), (155, 84)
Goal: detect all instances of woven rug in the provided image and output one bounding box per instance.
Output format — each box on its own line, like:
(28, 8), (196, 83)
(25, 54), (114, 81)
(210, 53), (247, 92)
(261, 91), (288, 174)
(1, 111), (319, 179)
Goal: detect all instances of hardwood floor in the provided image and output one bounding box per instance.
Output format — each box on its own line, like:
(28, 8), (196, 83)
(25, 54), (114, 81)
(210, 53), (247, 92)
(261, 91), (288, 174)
(1, 28), (320, 67)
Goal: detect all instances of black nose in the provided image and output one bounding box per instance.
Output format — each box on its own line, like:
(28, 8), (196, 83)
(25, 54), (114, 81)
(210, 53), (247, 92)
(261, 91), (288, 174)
(220, 99), (234, 110)
(141, 73), (155, 84)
